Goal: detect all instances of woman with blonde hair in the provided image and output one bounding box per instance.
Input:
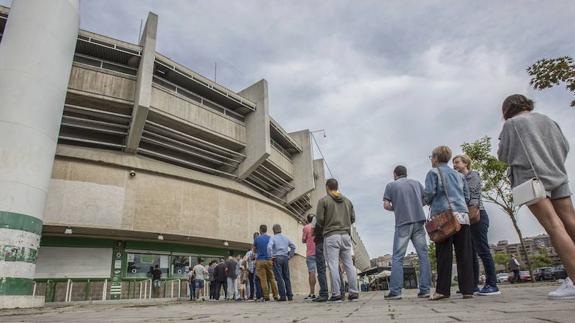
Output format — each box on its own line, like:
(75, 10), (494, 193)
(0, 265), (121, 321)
(453, 154), (500, 296)
(424, 146), (474, 300)
(498, 94), (575, 299)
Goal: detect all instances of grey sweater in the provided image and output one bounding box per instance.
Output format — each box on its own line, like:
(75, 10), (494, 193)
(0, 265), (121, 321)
(497, 112), (570, 190)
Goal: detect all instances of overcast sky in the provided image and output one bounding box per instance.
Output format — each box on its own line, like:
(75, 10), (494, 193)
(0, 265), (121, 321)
(3, 0), (574, 258)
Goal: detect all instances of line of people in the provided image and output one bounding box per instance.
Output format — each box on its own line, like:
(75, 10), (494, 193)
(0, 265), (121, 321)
(382, 94), (574, 300)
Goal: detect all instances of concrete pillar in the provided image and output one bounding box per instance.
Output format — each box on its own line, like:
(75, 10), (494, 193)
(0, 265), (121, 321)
(286, 130), (315, 203)
(308, 159), (327, 215)
(125, 12), (158, 153)
(237, 79), (271, 179)
(0, 0), (79, 309)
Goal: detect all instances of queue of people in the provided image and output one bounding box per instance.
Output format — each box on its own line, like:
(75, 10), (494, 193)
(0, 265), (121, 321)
(170, 94), (574, 303)
(382, 94), (573, 300)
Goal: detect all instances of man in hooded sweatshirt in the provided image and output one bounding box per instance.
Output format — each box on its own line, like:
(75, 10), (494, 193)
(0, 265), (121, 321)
(316, 178), (359, 302)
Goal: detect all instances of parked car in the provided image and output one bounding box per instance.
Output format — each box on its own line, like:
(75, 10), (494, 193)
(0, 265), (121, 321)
(534, 267), (555, 281)
(552, 265), (568, 280)
(518, 271), (532, 282)
(497, 273), (510, 283)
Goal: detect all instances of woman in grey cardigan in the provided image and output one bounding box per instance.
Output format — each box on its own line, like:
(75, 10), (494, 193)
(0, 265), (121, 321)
(497, 94), (575, 299)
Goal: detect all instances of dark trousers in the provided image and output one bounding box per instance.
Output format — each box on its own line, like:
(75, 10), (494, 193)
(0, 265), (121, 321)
(254, 275), (263, 299)
(436, 224), (474, 296)
(214, 280), (227, 300)
(273, 256), (293, 300)
(315, 241), (329, 298)
(248, 272), (256, 299)
(471, 210), (498, 288)
(189, 282), (195, 300)
(209, 280), (216, 299)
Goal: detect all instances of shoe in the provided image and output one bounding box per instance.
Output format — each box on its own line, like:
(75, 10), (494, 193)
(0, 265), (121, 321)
(549, 278), (575, 300)
(304, 294), (314, 300)
(328, 295), (343, 303)
(278, 297), (287, 302)
(462, 294), (474, 299)
(348, 293), (359, 302)
(384, 293), (402, 300)
(429, 293), (449, 301)
(417, 292), (430, 298)
(312, 296), (328, 303)
(477, 285), (501, 296)
(473, 286), (480, 295)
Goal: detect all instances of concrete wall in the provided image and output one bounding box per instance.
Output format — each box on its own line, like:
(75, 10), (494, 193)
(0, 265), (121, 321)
(35, 247), (113, 279)
(68, 65), (136, 102)
(150, 86), (246, 144)
(286, 130), (314, 203)
(43, 150), (310, 294)
(268, 147), (294, 177)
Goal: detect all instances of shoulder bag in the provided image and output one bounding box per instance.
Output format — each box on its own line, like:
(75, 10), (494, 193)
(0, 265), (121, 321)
(511, 123), (546, 207)
(425, 167), (462, 243)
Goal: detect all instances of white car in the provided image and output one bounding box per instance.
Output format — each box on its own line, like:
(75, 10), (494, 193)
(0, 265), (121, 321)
(497, 273), (510, 283)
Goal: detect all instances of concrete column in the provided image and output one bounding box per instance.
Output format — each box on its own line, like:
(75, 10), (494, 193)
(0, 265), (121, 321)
(0, 0), (79, 309)
(308, 159), (327, 215)
(125, 12), (158, 153)
(286, 130), (315, 203)
(237, 79), (271, 179)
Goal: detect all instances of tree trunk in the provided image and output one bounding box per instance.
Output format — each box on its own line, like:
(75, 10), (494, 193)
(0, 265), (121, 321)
(509, 211), (535, 285)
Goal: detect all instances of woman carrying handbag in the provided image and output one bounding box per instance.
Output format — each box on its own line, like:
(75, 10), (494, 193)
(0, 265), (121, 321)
(498, 94), (575, 300)
(424, 146), (474, 300)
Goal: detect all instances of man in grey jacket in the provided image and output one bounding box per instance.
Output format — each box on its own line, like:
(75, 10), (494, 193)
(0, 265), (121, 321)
(316, 178), (358, 302)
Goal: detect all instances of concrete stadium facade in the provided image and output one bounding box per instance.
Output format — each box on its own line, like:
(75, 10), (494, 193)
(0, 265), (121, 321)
(0, 3), (369, 308)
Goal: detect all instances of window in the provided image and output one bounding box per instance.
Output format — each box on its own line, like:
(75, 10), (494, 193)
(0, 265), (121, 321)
(126, 253), (169, 278)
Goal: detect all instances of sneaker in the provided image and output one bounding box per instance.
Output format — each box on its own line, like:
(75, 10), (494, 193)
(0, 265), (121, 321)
(278, 297), (287, 302)
(312, 296), (328, 303)
(477, 285), (501, 296)
(417, 292), (431, 298)
(549, 278), (575, 300)
(304, 294), (314, 300)
(384, 293), (402, 300)
(348, 293), (359, 302)
(328, 295), (343, 303)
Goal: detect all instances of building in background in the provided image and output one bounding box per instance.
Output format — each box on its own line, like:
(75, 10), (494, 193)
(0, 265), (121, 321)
(0, 4), (369, 306)
(490, 234), (560, 268)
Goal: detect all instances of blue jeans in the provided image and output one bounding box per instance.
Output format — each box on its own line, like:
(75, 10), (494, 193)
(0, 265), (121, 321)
(273, 256), (293, 300)
(390, 221), (432, 295)
(315, 241), (329, 298)
(471, 209), (498, 287)
(188, 281), (195, 300)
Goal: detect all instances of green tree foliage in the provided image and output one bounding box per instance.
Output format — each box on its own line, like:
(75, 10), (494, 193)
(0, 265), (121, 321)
(428, 242), (437, 272)
(527, 56), (575, 107)
(494, 252), (509, 268)
(530, 248), (553, 269)
(461, 137), (535, 283)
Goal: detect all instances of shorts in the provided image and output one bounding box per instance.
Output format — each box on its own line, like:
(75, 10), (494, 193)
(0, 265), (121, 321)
(306, 256), (317, 273)
(549, 182), (572, 200)
(195, 279), (205, 289)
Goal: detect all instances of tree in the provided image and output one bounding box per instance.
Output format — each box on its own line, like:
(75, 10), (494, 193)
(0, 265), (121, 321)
(527, 56), (575, 107)
(494, 252), (509, 269)
(461, 137), (535, 283)
(530, 248), (553, 269)
(428, 242), (437, 272)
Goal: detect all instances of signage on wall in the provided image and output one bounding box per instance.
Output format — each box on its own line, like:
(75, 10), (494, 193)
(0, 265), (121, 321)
(110, 241), (124, 300)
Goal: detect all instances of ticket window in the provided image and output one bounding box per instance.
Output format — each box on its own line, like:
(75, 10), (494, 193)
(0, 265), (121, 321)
(126, 253), (169, 278)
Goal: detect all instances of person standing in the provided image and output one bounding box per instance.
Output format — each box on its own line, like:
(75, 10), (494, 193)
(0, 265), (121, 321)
(383, 165), (432, 300)
(254, 225), (280, 301)
(302, 214), (317, 300)
(424, 146), (474, 300)
(187, 266), (195, 301)
(268, 224), (296, 301)
(453, 155), (500, 296)
(311, 215), (329, 303)
(508, 254), (521, 284)
(208, 260), (217, 300)
(193, 259), (208, 301)
(245, 247), (257, 300)
(497, 94), (575, 299)
(151, 264), (162, 298)
(225, 256), (239, 300)
(214, 258), (227, 300)
(316, 178), (359, 302)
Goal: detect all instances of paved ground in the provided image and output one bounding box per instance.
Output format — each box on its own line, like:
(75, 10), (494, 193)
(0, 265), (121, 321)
(1, 283), (573, 322)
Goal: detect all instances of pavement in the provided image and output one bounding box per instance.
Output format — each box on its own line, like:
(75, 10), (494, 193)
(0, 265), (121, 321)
(1, 283), (573, 322)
